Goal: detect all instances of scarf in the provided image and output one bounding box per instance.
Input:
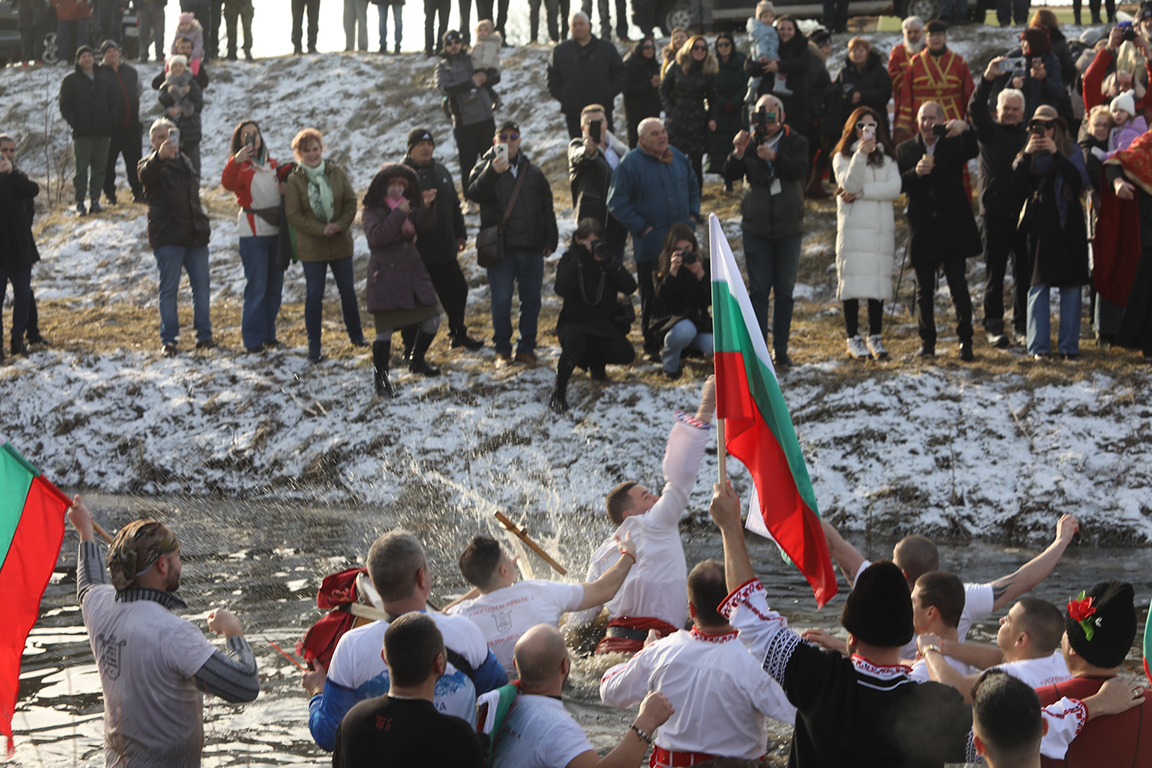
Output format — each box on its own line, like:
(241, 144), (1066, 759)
(385, 195), (417, 239)
(302, 160), (334, 224)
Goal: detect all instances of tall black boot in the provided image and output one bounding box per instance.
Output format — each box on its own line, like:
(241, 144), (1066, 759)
(373, 340), (396, 397)
(409, 328), (442, 376)
(400, 324), (417, 363)
(550, 357), (576, 414)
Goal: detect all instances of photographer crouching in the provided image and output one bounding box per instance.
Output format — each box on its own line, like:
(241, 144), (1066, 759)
(550, 218), (638, 414)
(722, 94), (809, 367)
(651, 223), (713, 379)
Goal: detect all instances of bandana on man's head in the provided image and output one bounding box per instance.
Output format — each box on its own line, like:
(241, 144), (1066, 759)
(107, 520), (179, 591)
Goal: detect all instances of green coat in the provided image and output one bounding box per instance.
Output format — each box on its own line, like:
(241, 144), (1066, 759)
(285, 161), (357, 263)
(708, 51), (747, 173)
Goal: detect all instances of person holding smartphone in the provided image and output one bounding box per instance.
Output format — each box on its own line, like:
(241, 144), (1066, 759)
(650, 223), (712, 379)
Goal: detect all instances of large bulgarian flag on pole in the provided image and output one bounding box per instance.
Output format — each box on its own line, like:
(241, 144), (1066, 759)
(0, 438), (71, 757)
(708, 214), (838, 608)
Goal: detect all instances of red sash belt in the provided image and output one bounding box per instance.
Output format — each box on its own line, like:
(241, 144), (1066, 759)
(649, 746), (715, 767)
(594, 616), (679, 655)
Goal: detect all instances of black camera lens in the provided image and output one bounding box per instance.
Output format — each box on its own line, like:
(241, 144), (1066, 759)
(592, 240), (609, 257)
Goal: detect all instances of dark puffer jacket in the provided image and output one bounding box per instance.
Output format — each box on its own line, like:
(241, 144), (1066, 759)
(59, 65), (115, 137)
(158, 78), (203, 144)
(101, 62), (142, 128)
(138, 150), (210, 248)
(721, 125), (809, 240)
(555, 242), (637, 338)
(746, 30), (812, 132)
(467, 149), (558, 254)
(363, 163), (439, 314)
(709, 50), (748, 170)
(825, 50), (892, 137)
(661, 62), (717, 156)
(402, 155), (466, 266)
(546, 35), (627, 117)
(622, 50), (663, 134)
(0, 166), (40, 267)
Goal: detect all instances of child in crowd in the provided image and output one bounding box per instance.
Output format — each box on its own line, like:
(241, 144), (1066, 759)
(162, 56), (197, 118)
(745, 0), (783, 103)
(470, 19), (503, 109)
(1107, 92), (1147, 155)
(171, 12), (204, 73)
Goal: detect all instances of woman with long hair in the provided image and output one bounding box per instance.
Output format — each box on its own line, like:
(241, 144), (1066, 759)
(831, 105), (901, 360)
(1012, 105), (1089, 359)
(551, 218), (637, 413)
(651, 222), (711, 378)
(622, 36), (663, 150)
(362, 163), (440, 397)
(284, 128), (365, 363)
(660, 34), (717, 192)
(707, 32), (747, 189)
(745, 15), (811, 133)
(221, 120), (285, 354)
(661, 27), (688, 77)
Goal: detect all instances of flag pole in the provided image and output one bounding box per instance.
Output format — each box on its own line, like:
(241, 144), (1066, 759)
(717, 418), (726, 483)
(93, 522), (114, 545)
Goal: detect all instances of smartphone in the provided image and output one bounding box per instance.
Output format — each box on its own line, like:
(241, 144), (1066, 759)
(244, 134), (255, 149)
(168, 128), (180, 146)
(1029, 123), (1045, 137)
(589, 119), (602, 143)
(863, 125), (875, 140)
(932, 124), (948, 137)
(494, 143), (508, 162)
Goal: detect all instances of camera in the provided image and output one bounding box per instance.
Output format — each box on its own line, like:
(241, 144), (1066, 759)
(751, 107), (773, 145)
(1119, 21), (1138, 42)
(932, 123), (949, 137)
(678, 248), (697, 265)
(589, 119), (602, 143)
(591, 240), (610, 259)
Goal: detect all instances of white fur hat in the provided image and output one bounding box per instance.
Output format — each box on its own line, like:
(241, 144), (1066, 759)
(1111, 91), (1137, 118)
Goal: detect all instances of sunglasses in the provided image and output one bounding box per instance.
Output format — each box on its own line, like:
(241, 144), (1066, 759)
(692, 44), (708, 51)
(855, 122), (878, 130)
(1028, 121), (1053, 130)
(499, 133), (519, 141)
(642, 43), (655, 49)
(717, 40), (732, 46)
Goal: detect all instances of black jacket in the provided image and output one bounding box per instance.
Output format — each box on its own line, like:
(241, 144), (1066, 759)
(100, 63), (142, 129)
(1014, 149), (1089, 287)
(622, 50), (662, 129)
(555, 243), (637, 338)
(402, 156), (466, 266)
(158, 78), (203, 144)
(897, 130), (982, 266)
(825, 51), (892, 137)
(651, 259), (711, 334)
(660, 62), (717, 156)
(568, 137), (623, 225)
(59, 66), (115, 138)
(0, 167), (40, 268)
(1081, 135), (1108, 192)
(467, 150), (559, 254)
(969, 76), (1028, 218)
(138, 151), (211, 248)
(722, 126), (809, 240)
(546, 35), (627, 116)
(746, 30), (811, 131)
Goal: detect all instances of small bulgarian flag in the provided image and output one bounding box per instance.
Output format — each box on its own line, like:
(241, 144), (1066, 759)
(1144, 598), (1151, 685)
(0, 438), (71, 757)
(709, 214), (838, 608)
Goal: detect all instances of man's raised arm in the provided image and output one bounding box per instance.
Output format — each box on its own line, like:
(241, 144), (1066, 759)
(988, 515), (1078, 612)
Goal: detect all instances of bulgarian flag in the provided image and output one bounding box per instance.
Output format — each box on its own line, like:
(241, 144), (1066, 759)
(709, 214), (838, 609)
(0, 439), (71, 757)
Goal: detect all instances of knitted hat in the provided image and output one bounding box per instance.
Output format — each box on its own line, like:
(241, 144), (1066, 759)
(107, 520), (180, 592)
(100, 40), (119, 54)
(1065, 581), (1137, 669)
(407, 128), (435, 150)
(75, 44), (94, 61)
(443, 29), (462, 46)
(1112, 92), (1136, 119)
(755, 1), (775, 16)
(1020, 27), (1052, 56)
(840, 561), (914, 647)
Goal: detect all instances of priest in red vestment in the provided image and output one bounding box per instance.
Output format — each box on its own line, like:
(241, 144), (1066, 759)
(894, 20), (975, 143)
(889, 15), (926, 143)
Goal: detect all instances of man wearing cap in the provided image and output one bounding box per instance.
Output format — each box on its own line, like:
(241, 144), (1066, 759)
(98, 41), (144, 205)
(402, 128), (485, 351)
(435, 30), (499, 181)
(59, 44), (116, 215)
(66, 498), (259, 766)
(1035, 580), (1151, 767)
(893, 21), (974, 144)
(466, 120), (558, 368)
(546, 12), (627, 139)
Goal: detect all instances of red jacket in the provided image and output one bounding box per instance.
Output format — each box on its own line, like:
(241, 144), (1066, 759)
(1082, 47), (1151, 119)
(221, 154), (280, 235)
(1036, 675), (1152, 767)
(51, 0), (92, 21)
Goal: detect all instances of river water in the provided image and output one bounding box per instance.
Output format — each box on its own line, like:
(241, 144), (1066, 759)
(12, 494), (1152, 767)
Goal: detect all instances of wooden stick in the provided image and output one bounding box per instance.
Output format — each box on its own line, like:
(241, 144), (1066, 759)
(93, 522), (114, 545)
(494, 512), (567, 576)
(717, 418), (727, 483)
(268, 641), (306, 671)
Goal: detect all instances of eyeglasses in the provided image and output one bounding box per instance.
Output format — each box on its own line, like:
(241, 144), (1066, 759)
(499, 133), (519, 141)
(641, 43), (655, 49)
(692, 44), (708, 51)
(717, 41), (732, 47)
(855, 122), (877, 130)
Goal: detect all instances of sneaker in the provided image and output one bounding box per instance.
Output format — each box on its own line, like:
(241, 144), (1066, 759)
(986, 331), (1009, 348)
(846, 335), (870, 359)
(161, 344), (177, 357)
(515, 351), (538, 366)
(195, 338), (217, 350)
(89, 201), (104, 214)
(865, 335), (889, 359)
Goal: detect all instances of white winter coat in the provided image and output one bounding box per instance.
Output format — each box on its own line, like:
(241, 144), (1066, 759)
(832, 142), (902, 301)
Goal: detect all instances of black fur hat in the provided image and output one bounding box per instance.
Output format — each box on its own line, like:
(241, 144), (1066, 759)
(1065, 581), (1137, 669)
(840, 560), (914, 647)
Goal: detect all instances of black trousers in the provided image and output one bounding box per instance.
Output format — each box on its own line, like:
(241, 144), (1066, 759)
(27, 289), (40, 339)
(458, 0), (472, 43)
(291, 0), (321, 50)
(104, 124), (143, 200)
(564, 108), (613, 140)
(844, 298), (882, 337)
(980, 214), (1027, 336)
(636, 260), (657, 350)
(529, 0), (568, 43)
(207, 0), (223, 57)
(424, 0), (450, 54)
(913, 259), (973, 346)
(558, 326), (635, 370)
(631, 0), (655, 36)
(1072, 0), (1115, 22)
(455, 118), (495, 181)
(224, 1), (255, 55)
(581, 0), (628, 38)
(821, 0), (849, 32)
(425, 259), (471, 336)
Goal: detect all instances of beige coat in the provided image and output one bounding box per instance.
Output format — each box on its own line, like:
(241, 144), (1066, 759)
(285, 161), (356, 263)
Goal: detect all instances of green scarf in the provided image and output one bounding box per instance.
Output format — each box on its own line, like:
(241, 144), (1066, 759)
(302, 160), (334, 224)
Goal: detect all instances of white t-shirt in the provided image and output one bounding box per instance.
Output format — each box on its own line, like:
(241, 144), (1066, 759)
(908, 653), (977, 683)
(492, 694), (593, 768)
(82, 584), (218, 767)
(994, 651), (1071, 689)
(448, 580), (585, 673)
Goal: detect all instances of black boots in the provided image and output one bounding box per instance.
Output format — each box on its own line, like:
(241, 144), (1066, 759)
(373, 340), (396, 398)
(408, 329), (441, 377)
(550, 357), (576, 414)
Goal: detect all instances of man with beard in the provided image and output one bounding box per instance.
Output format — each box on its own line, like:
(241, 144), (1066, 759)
(888, 15), (924, 143)
(893, 20), (973, 145)
(67, 498), (259, 767)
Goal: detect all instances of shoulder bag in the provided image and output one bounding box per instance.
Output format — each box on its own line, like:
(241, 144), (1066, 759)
(476, 164), (527, 268)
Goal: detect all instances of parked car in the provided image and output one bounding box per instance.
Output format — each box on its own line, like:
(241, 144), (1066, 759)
(0, 0), (139, 65)
(651, 0), (996, 35)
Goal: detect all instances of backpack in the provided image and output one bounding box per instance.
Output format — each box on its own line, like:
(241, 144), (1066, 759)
(475, 682), (520, 767)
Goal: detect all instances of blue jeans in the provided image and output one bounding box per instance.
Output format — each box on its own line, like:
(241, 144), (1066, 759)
(662, 319), (713, 373)
(378, 2), (402, 48)
(0, 260), (32, 345)
(154, 244), (211, 346)
(57, 18), (89, 64)
(239, 235), (284, 349)
(1027, 284), (1082, 355)
(302, 257), (363, 356)
(487, 248), (544, 356)
(742, 231), (801, 353)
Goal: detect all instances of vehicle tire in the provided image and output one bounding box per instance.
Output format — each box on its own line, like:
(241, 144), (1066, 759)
(41, 31), (58, 65)
(900, 0), (941, 20)
(658, 0), (693, 36)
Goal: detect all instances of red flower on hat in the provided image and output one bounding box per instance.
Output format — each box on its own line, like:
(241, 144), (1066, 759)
(1068, 591), (1098, 641)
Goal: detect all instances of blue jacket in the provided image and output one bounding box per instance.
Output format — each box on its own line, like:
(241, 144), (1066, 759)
(607, 145), (699, 264)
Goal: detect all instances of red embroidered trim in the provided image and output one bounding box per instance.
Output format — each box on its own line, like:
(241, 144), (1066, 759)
(851, 654), (913, 677)
(690, 627), (739, 644)
(718, 579), (763, 618)
(674, 411), (712, 430)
